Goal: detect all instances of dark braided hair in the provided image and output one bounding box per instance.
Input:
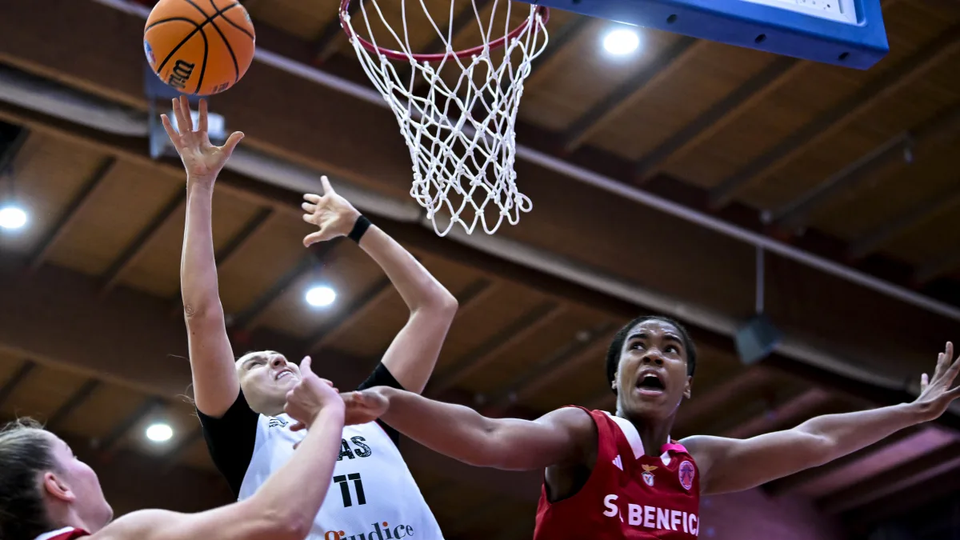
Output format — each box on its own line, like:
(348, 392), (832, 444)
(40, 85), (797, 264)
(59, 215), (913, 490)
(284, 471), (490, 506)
(605, 315), (697, 394)
(0, 418), (57, 540)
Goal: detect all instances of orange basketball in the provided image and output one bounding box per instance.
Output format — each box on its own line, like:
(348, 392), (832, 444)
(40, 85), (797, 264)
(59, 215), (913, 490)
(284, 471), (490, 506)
(144, 0), (256, 96)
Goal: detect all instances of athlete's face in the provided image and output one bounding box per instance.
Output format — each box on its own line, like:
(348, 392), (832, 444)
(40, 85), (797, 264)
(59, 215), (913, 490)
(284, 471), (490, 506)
(612, 319), (692, 420)
(43, 432), (114, 532)
(237, 350), (302, 416)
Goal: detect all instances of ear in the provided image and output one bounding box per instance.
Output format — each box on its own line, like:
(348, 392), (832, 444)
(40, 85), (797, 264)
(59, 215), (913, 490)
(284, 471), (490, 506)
(611, 371), (619, 393)
(683, 375), (692, 400)
(42, 471), (75, 503)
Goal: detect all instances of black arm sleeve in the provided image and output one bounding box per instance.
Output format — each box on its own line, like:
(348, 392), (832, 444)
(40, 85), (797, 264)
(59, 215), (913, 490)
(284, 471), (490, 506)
(357, 362), (407, 446)
(196, 391), (260, 497)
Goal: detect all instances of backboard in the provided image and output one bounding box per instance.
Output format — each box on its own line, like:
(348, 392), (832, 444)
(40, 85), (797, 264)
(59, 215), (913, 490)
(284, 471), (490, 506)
(519, 0), (889, 69)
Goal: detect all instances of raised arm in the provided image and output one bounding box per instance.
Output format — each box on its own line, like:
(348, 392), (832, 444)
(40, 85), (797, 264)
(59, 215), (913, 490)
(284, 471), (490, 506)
(94, 359), (345, 540)
(163, 96), (244, 417)
(301, 180), (458, 393)
(342, 386), (594, 470)
(685, 342), (960, 495)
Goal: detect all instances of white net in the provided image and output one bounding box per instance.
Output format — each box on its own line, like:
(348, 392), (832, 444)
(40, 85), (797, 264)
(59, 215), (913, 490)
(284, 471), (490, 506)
(341, 0), (549, 236)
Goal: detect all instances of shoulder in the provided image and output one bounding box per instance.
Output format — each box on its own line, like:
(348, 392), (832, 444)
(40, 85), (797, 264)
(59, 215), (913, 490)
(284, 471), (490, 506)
(538, 406), (600, 457)
(90, 509), (180, 540)
(538, 406), (597, 431)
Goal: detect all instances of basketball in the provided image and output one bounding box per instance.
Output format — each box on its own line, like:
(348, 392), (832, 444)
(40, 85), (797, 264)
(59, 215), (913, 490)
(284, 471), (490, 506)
(143, 0), (256, 96)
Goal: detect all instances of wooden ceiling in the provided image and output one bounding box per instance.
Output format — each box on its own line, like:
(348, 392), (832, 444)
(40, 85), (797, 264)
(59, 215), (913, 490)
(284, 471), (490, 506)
(0, 0), (959, 538)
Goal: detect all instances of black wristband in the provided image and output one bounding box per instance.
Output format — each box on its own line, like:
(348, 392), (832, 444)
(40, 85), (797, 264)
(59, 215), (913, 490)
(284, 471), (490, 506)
(348, 215), (372, 243)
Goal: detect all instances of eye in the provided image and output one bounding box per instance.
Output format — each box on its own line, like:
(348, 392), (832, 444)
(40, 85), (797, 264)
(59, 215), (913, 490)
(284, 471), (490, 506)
(666, 345), (679, 354)
(630, 341), (644, 350)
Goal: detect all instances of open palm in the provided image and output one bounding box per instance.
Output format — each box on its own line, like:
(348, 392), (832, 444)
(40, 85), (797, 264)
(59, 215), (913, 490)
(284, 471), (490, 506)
(915, 341), (960, 420)
(161, 95), (243, 184)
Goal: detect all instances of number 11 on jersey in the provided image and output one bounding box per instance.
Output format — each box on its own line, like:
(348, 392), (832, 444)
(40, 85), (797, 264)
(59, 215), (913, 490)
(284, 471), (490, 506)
(334, 473), (366, 507)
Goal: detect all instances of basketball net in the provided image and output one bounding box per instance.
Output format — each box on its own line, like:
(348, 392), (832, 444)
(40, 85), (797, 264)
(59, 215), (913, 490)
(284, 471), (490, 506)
(341, 0), (549, 236)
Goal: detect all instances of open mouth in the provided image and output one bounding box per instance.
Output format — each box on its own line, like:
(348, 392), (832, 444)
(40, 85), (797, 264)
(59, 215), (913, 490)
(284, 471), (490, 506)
(275, 370), (294, 381)
(635, 373), (665, 394)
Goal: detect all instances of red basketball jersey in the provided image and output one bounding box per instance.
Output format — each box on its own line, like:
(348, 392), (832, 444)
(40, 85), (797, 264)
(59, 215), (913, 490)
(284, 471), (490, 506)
(534, 407), (701, 539)
(35, 528), (89, 540)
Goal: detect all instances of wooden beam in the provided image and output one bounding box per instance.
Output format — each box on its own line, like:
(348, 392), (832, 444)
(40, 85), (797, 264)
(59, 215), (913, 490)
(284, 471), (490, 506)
(849, 183), (960, 260)
(97, 396), (164, 454)
(487, 323), (616, 412)
(773, 132), (911, 231)
(709, 23), (960, 208)
(217, 206), (275, 268)
(160, 426), (205, 472)
(527, 17), (591, 81)
(722, 387), (831, 439)
(915, 244), (960, 285)
(307, 276), (394, 352)
(99, 189), (186, 296)
(168, 206), (276, 317)
(311, 2), (360, 65)
(673, 366), (774, 435)
(492, 326), (617, 410)
(857, 475), (960, 537)
(764, 424), (925, 496)
(0, 125), (28, 175)
(635, 57), (803, 182)
(451, 278), (498, 319)
(231, 243), (338, 331)
(46, 378), (101, 431)
(817, 441), (960, 515)
(775, 102), (960, 232)
(0, 360), (34, 408)
(430, 301), (566, 395)
(28, 157), (115, 271)
(562, 37), (705, 152)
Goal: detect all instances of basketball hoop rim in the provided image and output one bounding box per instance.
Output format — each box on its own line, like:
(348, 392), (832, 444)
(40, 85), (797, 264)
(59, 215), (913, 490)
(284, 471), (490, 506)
(338, 0), (549, 63)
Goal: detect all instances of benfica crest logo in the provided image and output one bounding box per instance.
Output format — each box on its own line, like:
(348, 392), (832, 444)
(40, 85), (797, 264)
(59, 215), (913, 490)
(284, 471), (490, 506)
(641, 464), (657, 487)
(678, 460), (695, 491)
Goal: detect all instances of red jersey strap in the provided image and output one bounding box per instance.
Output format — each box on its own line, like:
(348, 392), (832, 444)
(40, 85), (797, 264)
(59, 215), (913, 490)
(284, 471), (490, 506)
(35, 527), (89, 540)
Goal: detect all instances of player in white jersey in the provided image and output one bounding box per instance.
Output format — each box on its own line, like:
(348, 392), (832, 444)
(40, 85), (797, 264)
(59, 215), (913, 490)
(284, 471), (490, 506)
(1, 358), (345, 540)
(163, 96), (455, 540)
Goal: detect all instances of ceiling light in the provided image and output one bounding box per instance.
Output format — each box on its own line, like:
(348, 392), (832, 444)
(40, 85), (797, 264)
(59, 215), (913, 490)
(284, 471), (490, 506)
(0, 205), (27, 230)
(305, 286), (336, 307)
(145, 423), (173, 443)
(603, 28), (640, 55)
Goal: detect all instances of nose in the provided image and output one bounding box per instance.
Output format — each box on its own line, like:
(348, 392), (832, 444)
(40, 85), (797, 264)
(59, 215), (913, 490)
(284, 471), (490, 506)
(270, 356), (286, 369)
(641, 352), (664, 366)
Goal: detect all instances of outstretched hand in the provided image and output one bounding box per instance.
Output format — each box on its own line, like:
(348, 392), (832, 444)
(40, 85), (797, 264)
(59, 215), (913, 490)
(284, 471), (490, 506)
(161, 96), (244, 186)
(301, 176), (362, 247)
(914, 341), (960, 421)
(284, 357), (344, 434)
(341, 388), (390, 426)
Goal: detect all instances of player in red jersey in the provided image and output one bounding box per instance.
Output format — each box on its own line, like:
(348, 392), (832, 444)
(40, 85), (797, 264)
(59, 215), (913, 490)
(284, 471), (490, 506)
(341, 315), (960, 539)
(0, 358), (344, 540)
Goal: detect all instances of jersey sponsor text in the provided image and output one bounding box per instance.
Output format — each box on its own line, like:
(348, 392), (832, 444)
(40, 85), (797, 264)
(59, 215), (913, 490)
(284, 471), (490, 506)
(602, 494), (699, 536)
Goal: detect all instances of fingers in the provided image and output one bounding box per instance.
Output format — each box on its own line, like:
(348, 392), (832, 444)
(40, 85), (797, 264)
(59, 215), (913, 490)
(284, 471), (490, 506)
(222, 131), (245, 157)
(179, 95), (195, 131)
(303, 230), (326, 247)
(304, 193), (321, 204)
(160, 115), (181, 148)
(172, 97), (187, 134)
(302, 202), (317, 214)
(320, 175), (334, 196)
(198, 99), (209, 133)
(300, 356), (313, 375)
(921, 373), (929, 393)
(290, 421), (306, 432)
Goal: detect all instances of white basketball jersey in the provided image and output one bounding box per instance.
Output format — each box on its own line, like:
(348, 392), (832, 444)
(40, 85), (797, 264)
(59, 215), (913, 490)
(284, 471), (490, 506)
(238, 413), (444, 540)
